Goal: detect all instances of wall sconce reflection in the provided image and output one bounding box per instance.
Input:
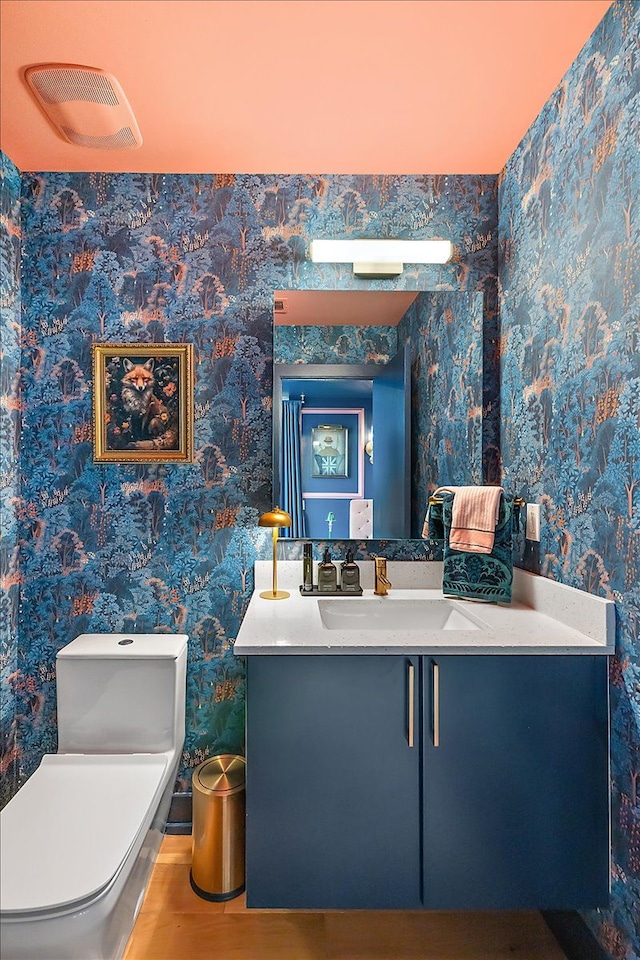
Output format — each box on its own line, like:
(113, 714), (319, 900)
(364, 438), (373, 464)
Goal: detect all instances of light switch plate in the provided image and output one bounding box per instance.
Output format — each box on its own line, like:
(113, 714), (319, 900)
(526, 503), (541, 541)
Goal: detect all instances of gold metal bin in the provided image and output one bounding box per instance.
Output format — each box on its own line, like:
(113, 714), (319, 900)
(190, 754), (246, 901)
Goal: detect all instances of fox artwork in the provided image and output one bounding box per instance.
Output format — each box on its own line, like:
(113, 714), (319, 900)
(104, 354), (180, 451)
(93, 343), (193, 461)
(120, 358), (177, 449)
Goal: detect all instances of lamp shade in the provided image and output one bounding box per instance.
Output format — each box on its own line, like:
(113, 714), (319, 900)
(258, 507), (292, 529)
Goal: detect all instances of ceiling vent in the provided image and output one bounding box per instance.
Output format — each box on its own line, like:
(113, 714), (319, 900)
(274, 297), (289, 314)
(24, 64), (142, 149)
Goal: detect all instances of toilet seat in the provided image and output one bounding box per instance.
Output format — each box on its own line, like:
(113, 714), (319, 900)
(0, 753), (168, 917)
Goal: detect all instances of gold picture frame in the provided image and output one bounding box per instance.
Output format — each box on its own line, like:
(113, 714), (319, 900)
(93, 343), (194, 463)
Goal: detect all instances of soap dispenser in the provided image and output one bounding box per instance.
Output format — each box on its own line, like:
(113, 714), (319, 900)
(317, 548), (338, 593)
(340, 549), (362, 594)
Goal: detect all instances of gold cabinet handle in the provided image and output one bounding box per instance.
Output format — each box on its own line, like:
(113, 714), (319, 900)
(432, 661), (440, 747)
(407, 661), (415, 748)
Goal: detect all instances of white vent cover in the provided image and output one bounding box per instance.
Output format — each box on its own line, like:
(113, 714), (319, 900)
(24, 64), (142, 150)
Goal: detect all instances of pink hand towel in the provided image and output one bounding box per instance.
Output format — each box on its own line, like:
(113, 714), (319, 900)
(449, 485), (503, 554)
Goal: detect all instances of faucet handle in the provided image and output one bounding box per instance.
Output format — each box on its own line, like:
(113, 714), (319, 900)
(374, 556), (391, 596)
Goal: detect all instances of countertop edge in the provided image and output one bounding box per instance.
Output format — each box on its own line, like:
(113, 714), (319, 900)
(234, 644), (612, 656)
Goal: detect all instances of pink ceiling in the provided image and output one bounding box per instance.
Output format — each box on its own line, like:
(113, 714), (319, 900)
(274, 291), (419, 326)
(0, 0), (613, 175)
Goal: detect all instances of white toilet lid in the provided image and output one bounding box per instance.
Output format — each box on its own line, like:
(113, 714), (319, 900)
(0, 753), (168, 915)
(58, 633), (188, 660)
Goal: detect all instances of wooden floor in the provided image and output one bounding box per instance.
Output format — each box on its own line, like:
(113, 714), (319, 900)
(124, 836), (567, 960)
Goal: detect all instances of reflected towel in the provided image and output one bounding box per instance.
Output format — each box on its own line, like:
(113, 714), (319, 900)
(449, 485), (503, 554)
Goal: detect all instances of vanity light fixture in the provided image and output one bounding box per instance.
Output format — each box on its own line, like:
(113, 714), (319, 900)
(309, 239), (453, 278)
(258, 507), (292, 600)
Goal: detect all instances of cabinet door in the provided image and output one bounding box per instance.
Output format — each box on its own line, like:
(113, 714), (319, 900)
(422, 655), (609, 909)
(246, 655), (421, 908)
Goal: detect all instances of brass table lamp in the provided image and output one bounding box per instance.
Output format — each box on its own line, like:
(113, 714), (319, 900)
(258, 507), (292, 600)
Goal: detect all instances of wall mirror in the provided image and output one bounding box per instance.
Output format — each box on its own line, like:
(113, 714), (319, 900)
(273, 289), (483, 541)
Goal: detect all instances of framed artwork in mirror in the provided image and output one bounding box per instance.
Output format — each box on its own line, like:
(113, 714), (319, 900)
(311, 424), (348, 478)
(92, 343), (194, 462)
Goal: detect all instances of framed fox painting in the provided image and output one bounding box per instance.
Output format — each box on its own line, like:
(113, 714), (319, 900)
(92, 343), (194, 462)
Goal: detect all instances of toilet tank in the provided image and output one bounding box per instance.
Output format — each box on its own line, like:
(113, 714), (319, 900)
(56, 633), (188, 754)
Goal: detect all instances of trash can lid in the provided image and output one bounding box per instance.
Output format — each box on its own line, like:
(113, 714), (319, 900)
(194, 755), (246, 795)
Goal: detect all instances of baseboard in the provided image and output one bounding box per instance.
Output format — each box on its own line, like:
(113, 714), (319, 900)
(165, 821), (192, 835)
(166, 791), (192, 835)
(543, 911), (609, 960)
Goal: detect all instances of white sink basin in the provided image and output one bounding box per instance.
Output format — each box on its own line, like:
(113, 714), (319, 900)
(318, 598), (487, 632)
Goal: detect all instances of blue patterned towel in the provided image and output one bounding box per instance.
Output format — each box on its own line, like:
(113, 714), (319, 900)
(427, 493), (520, 603)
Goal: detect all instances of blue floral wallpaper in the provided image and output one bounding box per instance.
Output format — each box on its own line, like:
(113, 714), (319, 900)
(274, 323), (398, 365)
(397, 291), (483, 536)
(0, 152), (21, 808)
(499, 2), (639, 955)
(0, 169), (499, 799)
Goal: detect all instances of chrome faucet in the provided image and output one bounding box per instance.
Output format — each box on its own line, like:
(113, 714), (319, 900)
(374, 557), (392, 597)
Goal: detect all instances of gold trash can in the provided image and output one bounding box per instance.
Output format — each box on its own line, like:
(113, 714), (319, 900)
(190, 754), (246, 901)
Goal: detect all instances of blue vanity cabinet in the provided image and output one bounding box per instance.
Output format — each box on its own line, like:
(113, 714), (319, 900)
(421, 655), (610, 909)
(245, 654), (422, 909)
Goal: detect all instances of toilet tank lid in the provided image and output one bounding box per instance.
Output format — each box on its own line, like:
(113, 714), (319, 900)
(57, 633), (188, 660)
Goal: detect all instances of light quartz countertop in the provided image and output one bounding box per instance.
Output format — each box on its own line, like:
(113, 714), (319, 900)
(234, 561), (615, 656)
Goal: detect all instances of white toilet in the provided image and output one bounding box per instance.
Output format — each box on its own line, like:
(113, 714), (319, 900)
(0, 632), (188, 960)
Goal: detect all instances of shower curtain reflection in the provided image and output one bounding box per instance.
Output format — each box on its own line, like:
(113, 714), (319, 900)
(280, 399), (305, 538)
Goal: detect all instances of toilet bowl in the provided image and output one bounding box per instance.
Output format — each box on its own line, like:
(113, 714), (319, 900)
(0, 632), (187, 960)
